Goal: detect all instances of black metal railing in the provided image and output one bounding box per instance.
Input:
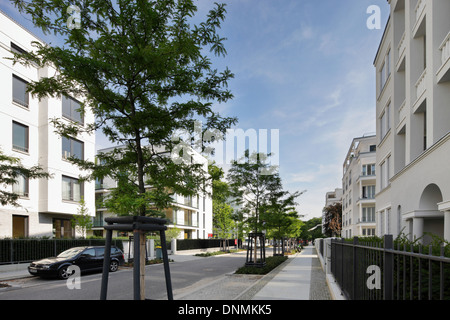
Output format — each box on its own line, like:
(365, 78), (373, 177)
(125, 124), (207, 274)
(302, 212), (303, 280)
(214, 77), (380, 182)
(330, 235), (450, 300)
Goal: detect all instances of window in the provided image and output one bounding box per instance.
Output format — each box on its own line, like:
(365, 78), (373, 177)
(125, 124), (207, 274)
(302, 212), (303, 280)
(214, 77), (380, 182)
(362, 164), (375, 176)
(380, 102), (391, 140)
(10, 42), (27, 55)
(362, 207), (375, 222)
(13, 174), (29, 197)
(362, 185), (375, 199)
(363, 228), (375, 236)
(62, 136), (84, 160)
(62, 175), (83, 202)
(380, 156), (391, 189)
(12, 121), (29, 153)
(379, 49), (391, 92)
(53, 218), (74, 238)
(12, 75), (29, 108)
(62, 95), (83, 124)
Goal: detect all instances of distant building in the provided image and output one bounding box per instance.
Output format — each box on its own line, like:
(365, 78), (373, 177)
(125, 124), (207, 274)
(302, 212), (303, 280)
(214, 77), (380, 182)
(322, 188), (343, 234)
(0, 11), (95, 238)
(374, 0), (450, 243)
(341, 135), (377, 238)
(92, 146), (213, 239)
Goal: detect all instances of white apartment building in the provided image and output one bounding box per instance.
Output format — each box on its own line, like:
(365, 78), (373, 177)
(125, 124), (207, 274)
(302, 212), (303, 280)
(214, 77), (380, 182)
(342, 135), (377, 238)
(322, 188), (342, 234)
(374, 0), (450, 243)
(93, 146), (213, 240)
(0, 11), (95, 238)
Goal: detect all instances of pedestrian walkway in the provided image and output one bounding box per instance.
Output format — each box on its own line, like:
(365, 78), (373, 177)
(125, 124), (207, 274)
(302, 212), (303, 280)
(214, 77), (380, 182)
(251, 245), (331, 300)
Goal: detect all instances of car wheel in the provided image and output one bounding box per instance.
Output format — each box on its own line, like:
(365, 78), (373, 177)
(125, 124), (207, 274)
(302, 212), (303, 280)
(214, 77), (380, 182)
(58, 266), (71, 280)
(109, 260), (119, 272)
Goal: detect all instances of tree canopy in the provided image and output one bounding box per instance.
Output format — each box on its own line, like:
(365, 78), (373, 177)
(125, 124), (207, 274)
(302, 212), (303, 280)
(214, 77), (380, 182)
(11, 0), (237, 217)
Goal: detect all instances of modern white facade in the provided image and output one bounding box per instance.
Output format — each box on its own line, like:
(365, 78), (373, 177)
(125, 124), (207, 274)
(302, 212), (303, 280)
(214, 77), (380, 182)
(93, 146), (213, 240)
(0, 11), (96, 238)
(342, 135), (377, 238)
(374, 0), (450, 243)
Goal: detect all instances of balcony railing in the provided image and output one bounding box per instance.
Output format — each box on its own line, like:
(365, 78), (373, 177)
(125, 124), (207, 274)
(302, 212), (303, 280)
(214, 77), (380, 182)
(415, 68), (427, 101)
(398, 99), (406, 122)
(415, 0), (426, 23)
(397, 31), (406, 60)
(440, 31), (450, 66)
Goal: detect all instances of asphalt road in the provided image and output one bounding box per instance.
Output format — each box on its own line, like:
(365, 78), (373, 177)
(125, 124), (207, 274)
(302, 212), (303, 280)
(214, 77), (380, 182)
(0, 252), (247, 300)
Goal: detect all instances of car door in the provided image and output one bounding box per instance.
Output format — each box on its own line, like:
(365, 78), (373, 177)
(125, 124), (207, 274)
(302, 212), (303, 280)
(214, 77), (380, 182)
(94, 247), (106, 270)
(77, 248), (97, 271)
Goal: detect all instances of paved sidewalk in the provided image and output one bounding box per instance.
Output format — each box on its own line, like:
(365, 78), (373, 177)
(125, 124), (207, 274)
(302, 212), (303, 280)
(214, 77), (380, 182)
(251, 246), (331, 300)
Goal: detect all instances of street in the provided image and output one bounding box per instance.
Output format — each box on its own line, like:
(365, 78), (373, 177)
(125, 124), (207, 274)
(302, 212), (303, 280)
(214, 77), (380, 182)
(0, 253), (247, 300)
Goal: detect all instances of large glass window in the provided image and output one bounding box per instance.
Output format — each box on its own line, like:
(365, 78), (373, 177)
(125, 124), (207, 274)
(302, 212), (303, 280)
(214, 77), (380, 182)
(12, 75), (29, 108)
(62, 136), (84, 160)
(62, 175), (83, 202)
(12, 121), (29, 153)
(53, 218), (74, 238)
(12, 174), (29, 197)
(62, 95), (83, 124)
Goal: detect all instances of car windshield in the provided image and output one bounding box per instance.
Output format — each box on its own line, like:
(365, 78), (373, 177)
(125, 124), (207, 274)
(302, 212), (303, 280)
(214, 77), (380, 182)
(57, 247), (85, 258)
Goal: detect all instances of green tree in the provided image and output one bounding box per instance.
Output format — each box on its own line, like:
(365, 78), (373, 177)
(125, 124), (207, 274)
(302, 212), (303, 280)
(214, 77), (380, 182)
(300, 217), (324, 241)
(262, 189), (305, 240)
(71, 196), (93, 238)
(0, 149), (50, 207)
(323, 202), (342, 237)
(11, 0), (237, 218)
(227, 150), (282, 262)
(10, 0), (236, 299)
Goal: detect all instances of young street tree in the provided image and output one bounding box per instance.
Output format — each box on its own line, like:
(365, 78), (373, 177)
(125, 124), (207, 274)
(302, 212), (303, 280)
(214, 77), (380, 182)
(11, 0), (237, 298)
(227, 150), (284, 263)
(209, 163), (234, 250)
(262, 189), (305, 242)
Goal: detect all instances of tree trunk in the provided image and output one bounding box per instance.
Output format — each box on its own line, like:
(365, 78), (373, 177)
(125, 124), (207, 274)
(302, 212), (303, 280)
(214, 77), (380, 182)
(139, 232), (146, 300)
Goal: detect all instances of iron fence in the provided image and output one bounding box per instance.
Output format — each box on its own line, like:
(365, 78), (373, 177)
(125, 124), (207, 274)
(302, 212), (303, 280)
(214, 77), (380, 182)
(0, 239), (123, 265)
(330, 235), (450, 300)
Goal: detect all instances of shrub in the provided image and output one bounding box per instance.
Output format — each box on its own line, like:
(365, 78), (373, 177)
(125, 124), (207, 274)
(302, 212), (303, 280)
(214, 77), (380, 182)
(235, 256), (288, 275)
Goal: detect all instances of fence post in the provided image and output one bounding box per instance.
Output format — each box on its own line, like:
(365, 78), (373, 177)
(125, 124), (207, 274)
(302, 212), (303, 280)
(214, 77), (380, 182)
(383, 234), (394, 300)
(353, 237), (359, 300)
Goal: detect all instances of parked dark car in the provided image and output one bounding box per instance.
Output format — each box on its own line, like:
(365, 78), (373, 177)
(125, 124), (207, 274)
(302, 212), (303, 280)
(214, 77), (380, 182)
(28, 246), (125, 279)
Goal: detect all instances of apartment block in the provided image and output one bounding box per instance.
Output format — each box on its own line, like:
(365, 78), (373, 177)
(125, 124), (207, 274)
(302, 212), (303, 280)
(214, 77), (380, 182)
(0, 11), (95, 238)
(374, 0), (450, 243)
(342, 135), (377, 238)
(93, 146), (213, 240)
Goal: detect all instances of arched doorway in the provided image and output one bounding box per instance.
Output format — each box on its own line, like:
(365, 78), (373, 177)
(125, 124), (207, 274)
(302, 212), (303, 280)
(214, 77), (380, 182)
(419, 184), (443, 210)
(416, 184), (444, 244)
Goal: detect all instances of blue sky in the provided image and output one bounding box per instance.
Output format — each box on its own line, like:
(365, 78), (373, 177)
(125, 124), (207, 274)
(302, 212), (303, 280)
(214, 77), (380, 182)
(1, 0), (390, 220)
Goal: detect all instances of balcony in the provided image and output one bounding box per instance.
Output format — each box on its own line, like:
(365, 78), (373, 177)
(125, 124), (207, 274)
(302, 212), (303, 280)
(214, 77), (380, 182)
(396, 31), (406, 71)
(416, 0), (425, 21)
(396, 99), (406, 134)
(437, 31), (450, 83)
(413, 68), (427, 112)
